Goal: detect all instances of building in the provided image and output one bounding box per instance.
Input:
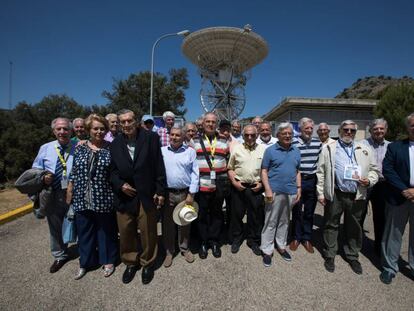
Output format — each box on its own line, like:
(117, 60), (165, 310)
(262, 97), (377, 139)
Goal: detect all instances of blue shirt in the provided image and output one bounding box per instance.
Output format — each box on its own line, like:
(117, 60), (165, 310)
(261, 142), (301, 195)
(335, 140), (358, 193)
(32, 140), (75, 178)
(161, 144), (199, 194)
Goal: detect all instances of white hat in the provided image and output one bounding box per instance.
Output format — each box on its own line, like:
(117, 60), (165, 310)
(173, 201), (199, 226)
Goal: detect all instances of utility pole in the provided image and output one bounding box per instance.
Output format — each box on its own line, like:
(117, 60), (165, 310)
(8, 61), (13, 110)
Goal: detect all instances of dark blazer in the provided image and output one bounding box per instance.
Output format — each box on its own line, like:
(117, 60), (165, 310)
(383, 139), (411, 205)
(109, 128), (166, 214)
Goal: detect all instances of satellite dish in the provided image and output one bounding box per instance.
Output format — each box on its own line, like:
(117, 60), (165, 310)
(182, 26), (268, 120)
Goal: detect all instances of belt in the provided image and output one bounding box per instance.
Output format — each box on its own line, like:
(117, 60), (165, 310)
(301, 173), (316, 180)
(241, 182), (258, 188)
(334, 189), (356, 197)
(167, 187), (189, 194)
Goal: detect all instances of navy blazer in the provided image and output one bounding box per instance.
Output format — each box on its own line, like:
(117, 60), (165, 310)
(382, 139), (411, 205)
(109, 128), (166, 214)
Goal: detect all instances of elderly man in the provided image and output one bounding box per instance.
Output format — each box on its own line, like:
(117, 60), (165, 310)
(290, 117), (322, 253)
(161, 126), (199, 267)
(72, 117), (87, 142)
(257, 122), (277, 148)
(317, 123), (336, 145)
(32, 117), (76, 273)
(317, 120), (379, 274)
(379, 113), (414, 284)
(219, 119), (239, 154)
(361, 118), (390, 255)
(195, 117), (204, 135)
(252, 116), (263, 129)
(104, 113), (119, 142)
(193, 112), (229, 259)
(228, 125), (266, 255)
(110, 109), (166, 285)
(158, 111), (175, 147)
(260, 122), (301, 267)
(183, 122), (197, 147)
(141, 115), (156, 132)
(231, 120), (244, 143)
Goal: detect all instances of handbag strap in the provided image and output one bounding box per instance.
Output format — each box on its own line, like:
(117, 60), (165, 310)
(198, 134), (214, 171)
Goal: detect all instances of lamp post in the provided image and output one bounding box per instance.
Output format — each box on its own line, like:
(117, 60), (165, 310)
(149, 30), (190, 116)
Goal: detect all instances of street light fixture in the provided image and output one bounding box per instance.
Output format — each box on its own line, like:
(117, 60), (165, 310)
(149, 29), (190, 116)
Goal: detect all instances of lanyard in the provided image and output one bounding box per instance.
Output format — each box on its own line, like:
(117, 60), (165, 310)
(55, 144), (71, 176)
(339, 140), (354, 164)
(204, 135), (217, 167)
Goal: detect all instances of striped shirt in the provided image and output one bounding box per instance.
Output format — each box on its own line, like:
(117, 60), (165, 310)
(292, 136), (322, 174)
(193, 134), (229, 192)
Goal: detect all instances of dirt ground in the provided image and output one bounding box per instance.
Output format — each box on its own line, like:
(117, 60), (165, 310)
(0, 188), (31, 214)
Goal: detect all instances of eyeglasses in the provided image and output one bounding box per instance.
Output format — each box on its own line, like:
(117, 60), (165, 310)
(342, 128), (356, 133)
(243, 133), (256, 138)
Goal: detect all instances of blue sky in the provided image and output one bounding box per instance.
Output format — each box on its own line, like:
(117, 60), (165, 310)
(1, 0), (413, 121)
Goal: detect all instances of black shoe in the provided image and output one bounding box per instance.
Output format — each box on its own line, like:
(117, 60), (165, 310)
(250, 244), (262, 256)
(379, 270), (395, 285)
(211, 243), (221, 258)
(49, 259), (68, 273)
(122, 265), (138, 284)
(349, 260), (363, 275)
(278, 250), (292, 262)
(263, 254), (272, 267)
(324, 258), (335, 273)
(141, 266), (154, 285)
(199, 243), (208, 259)
(231, 242), (241, 254)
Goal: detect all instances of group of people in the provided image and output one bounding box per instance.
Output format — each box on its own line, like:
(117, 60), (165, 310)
(32, 109), (414, 286)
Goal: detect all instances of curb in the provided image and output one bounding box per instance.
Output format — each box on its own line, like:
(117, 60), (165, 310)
(0, 203), (33, 225)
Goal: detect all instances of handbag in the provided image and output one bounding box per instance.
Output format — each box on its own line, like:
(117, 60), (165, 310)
(62, 205), (77, 244)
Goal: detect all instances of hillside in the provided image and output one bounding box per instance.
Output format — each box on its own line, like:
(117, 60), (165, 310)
(335, 75), (414, 99)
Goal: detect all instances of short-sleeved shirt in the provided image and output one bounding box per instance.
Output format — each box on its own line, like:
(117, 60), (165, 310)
(261, 142), (301, 195)
(292, 136), (322, 174)
(228, 143), (266, 184)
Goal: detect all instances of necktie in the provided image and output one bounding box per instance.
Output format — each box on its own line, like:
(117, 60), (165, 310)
(52, 145), (66, 190)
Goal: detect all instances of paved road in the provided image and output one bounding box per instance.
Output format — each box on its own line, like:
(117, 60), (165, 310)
(0, 206), (413, 311)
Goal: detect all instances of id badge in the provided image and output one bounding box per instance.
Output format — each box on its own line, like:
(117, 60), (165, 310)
(61, 176), (68, 189)
(210, 170), (216, 180)
(344, 164), (361, 181)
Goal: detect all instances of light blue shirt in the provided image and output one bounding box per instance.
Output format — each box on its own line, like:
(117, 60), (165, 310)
(32, 140), (75, 177)
(161, 144), (199, 194)
(335, 140), (358, 193)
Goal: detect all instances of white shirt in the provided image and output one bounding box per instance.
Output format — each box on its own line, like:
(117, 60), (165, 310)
(410, 141), (414, 186)
(256, 136), (278, 149)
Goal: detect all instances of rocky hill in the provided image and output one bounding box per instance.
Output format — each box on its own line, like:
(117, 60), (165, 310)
(335, 75), (414, 99)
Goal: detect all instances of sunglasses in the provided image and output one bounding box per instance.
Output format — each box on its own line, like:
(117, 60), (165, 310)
(342, 128), (356, 133)
(243, 133), (256, 137)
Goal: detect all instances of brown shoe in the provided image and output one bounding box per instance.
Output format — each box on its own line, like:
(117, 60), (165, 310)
(182, 251), (194, 263)
(289, 240), (300, 251)
(163, 254), (173, 268)
(303, 241), (315, 253)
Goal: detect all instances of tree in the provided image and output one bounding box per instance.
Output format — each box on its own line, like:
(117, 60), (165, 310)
(102, 68), (189, 117)
(374, 83), (414, 140)
(0, 95), (88, 182)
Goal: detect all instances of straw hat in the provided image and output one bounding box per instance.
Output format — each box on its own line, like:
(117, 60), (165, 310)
(172, 201), (199, 226)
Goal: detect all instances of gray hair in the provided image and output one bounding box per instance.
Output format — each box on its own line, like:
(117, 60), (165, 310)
(369, 118), (388, 131)
(259, 121), (272, 129)
(162, 111), (175, 120)
(242, 124), (258, 135)
(299, 117), (314, 129)
(252, 116), (263, 123)
(406, 113), (414, 126)
(339, 119), (358, 130)
(117, 109), (134, 117)
(276, 122), (293, 134)
(105, 113), (117, 121)
(51, 117), (72, 130)
(231, 120), (241, 126)
(170, 125), (184, 135)
(183, 122), (196, 132)
(72, 117), (84, 126)
(203, 112), (218, 121)
(318, 122), (330, 131)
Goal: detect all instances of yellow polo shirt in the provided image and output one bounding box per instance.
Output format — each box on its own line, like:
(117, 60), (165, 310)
(227, 143), (266, 184)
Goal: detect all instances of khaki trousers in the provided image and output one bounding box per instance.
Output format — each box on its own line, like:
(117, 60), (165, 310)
(117, 204), (158, 267)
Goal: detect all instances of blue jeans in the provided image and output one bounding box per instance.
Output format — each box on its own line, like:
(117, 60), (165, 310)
(75, 210), (119, 268)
